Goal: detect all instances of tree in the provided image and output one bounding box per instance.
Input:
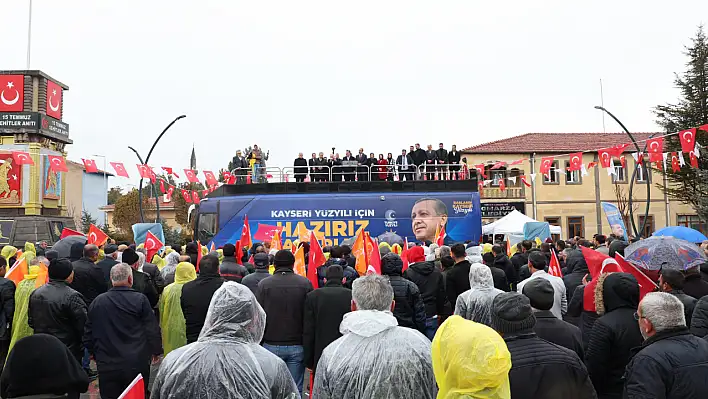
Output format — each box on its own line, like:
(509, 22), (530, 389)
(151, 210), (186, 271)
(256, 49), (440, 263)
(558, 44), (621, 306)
(107, 186), (123, 205)
(80, 209), (98, 234)
(654, 26), (708, 222)
(112, 189), (154, 233)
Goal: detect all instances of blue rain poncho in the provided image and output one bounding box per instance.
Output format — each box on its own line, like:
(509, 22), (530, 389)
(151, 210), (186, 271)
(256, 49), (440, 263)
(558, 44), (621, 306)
(454, 263), (504, 326)
(313, 310), (436, 398)
(151, 282), (298, 399)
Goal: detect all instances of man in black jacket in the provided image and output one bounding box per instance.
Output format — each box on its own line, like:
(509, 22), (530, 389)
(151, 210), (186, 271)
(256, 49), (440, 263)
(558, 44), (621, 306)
(491, 292), (596, 399)
(395, 149), (415, 181)
(447, 144), (460, 178)
(96, 244), (119, 283)
(316, 246), (358, 289)
(219, 243), (249, 282)
(0, 257), (15, 366)
(83, 263), (162, 399)
(28, 258), (87, 362)
(659, 269), (697, 326)
(303, 265), (351, 375)
(355, 148), (368, 181)
(403, 246), (447, 340)
(231, 150), (249, 184)
(435, 143), (448, 180)
(412, 143), (426, 180)
(511, 240), (532, 282)
(315, 152), (329, 182)
(381, 253), (426, 334)
(294, 152), (308, 182)
(242, 253), (270, 295)
(624, 292), (708, 398)
(70, 244), (107, 306)
(682, 267), (708, 299)
(691, 295), (708, 337)
(424, 144), (437, 180)
(585, 272), (642, 399)
(491, 245), (516, 291)
(341, 150), (356, 182)
(446, 244), (473, 308)
(181, 255), (224, 344)
(257, 250), (314, 395)
(119, 249), (159, 308)
(522, 278), (584, 359)
(137, 250), (165, 296)
(307, 152), (317, 181)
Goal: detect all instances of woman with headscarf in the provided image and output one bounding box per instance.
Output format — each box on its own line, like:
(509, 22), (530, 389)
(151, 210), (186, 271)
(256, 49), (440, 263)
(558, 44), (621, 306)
(160, 252), (182, 286)
(159, 262), (197, 356)
(1, 333), (89, 399)
(7, 265), (47, 358)
(151, 282), (298, 398)
(454, 263), (504, 326)
(432, 315), (511, 399)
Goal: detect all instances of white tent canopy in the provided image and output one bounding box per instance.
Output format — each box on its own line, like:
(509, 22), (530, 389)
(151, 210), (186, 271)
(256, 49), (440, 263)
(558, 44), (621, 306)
(482, 210), (562, 236)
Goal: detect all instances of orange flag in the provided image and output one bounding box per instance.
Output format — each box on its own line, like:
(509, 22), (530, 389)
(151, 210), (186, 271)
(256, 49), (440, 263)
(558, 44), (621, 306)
(352, 229), (368, 275)
(271, 230), (283, 251)
(6, 258), (28, 286)
(35, 264), (49, 288)
(434, 224), (441, 245)
(293, 245), (306, 277)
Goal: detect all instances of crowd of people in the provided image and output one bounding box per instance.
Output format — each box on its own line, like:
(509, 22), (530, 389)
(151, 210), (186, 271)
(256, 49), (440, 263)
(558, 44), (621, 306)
(0, 235), (707, 398)
(292, 143), (467, 182)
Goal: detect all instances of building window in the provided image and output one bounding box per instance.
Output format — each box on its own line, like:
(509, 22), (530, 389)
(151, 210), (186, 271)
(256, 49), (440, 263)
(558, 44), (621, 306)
(567, 216), (584, 238)
(545, 216), (561, 241)
(612, 160), (627, 183)
(490, 169), (506, 187)
(543, 161), (559, 185)
(638, 215), (655, 238)
(564, 161), (582, 185)
(635, 160), (647, 183)
(677, 215), (706, 234)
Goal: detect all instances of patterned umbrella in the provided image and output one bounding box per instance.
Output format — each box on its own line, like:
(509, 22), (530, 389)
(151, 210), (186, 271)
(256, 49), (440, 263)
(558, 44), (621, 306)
(624, 236), (707, 271)
(377, 231), (404, 246)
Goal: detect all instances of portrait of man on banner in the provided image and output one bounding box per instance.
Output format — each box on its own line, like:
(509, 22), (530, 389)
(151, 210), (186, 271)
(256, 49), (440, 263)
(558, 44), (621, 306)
(43, 155), (62, 200)
(0, 153), (22, 205)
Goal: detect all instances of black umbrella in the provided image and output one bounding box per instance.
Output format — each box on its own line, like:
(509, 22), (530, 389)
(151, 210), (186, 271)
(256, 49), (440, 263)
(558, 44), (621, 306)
(51, 236), (87, 259)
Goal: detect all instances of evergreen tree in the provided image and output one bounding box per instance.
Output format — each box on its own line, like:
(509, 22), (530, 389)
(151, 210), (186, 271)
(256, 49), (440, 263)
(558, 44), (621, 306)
(653, 26), (708, 222)
(80, 210), (98, 234)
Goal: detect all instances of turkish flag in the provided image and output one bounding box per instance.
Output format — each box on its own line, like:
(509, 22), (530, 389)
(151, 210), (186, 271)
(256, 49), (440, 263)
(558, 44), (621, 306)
(144, 231), (164, 263)
(614, 254), (658, 301)
(117, 374), (145, 399)
(490, 161), (506, 170)
(510, 159), (524, 166)
(539, 156), (554, 175)
(499, 179), (506, 192)
(11, 151), (34, 165)
(87, 224), (109, 246)
(520, 176), (531, 187)
(203, 170), (218, 186)
(137, 164), (153, 180)
(47, 155), (68, 172)
(181, 189), (192, 203)
(159, 180), (166, 194)
(598, 148), (612, 168)
(162, 167), (180, 178)
(478, 181), (484, 196)
(165, 186), (174, 202)
(0, 75), (24, 112)
(671, 152), (681, 172)
(679, 128), (697, 153)
(401, 237), (410, 272)
(253, 223), (283, 242)
(222, 171), (232, 183)
(308, 231), (327, 287)
(549, 249), (563, 277)
(184, 169), (200, 183)
(82, 158), (98, 173)
(46, 80), (63, 119)
(60, 228), (84, 239)
(568, 152), (583, 171)
(240, 215), (253, 249)
(609, 144), (630, 158)
(587, 162), (598, 169)
(699, 124), (708, 133)
(646, 137), (664, 162)
(192, 191), (200, 204)
(111, 162), (129, 178)
(690, 151), (699, 168)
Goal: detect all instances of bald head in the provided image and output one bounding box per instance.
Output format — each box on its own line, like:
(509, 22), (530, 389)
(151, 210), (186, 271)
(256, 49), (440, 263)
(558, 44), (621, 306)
(84, 244), (99, 262)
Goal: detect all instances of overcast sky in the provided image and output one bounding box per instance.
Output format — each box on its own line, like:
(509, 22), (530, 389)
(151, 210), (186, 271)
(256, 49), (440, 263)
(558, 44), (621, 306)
(3, 1), (707, 187)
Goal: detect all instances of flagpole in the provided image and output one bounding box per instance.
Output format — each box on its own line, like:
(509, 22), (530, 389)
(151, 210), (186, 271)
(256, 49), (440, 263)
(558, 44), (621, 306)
(26, 0), (32, 69)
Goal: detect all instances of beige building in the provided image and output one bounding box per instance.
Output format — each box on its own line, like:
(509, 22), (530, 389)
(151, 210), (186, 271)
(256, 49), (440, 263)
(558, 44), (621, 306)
(100, 196), (180, 231)
(461, 132), (704, 239)
(64, 161), (112, 228)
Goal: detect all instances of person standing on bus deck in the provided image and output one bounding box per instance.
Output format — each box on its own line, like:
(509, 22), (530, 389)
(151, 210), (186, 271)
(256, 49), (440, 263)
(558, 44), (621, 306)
(293, 153), (308, 183)
(356, 148), (368, 182)
(342, 150), (356, 182)
(436, 143), (448, 180)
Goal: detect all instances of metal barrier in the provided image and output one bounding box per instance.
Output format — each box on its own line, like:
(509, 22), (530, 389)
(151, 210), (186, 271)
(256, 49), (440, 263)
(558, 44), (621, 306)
(413, 163), (468, 181)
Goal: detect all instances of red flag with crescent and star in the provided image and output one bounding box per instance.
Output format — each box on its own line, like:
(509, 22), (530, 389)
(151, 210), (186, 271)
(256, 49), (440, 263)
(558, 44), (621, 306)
(690, 150), (699, 168)
(549, 249), (563, 277)
(222, 171), (232, 183)
(240, 215), (253, 249)
(46, 80), (63, 119)
(671, 152), (681, 172)
(568, 152), (583, 171)
(181, 189), (192, 203)
(253, 223), (283, 242)
(539, 157), (554, 175)
(646, 137), (664, 162)
(162, 167), (180, 178)
(137, 164), (153, 180)
(87, 224), (109, 246)
(82, 159), (98, 173)
(520, 176), (532, 187)
(159, 180), (166, 194)
(609, 144), (629, 158)
(598, 148), (612, 168)
(60, 228), (84, 239)
(47, 155), (68, 172)
(11, 151), (34, 165)
(191, 191), (200, 204)
(144, 231), (163, 264)
(474, 164), (487, 179)
(679, 128), (697, 153)
(0, 75), (24, 112)
(308, 230), (327, 288)
(184, 169), (200, 183)
(203, 170), (218, 186)
(110, 162), (129, 178)
(116, 374), (144, 399)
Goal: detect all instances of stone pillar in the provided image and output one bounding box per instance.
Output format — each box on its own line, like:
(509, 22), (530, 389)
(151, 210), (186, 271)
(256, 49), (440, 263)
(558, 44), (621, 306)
(25, 142), (42, 215)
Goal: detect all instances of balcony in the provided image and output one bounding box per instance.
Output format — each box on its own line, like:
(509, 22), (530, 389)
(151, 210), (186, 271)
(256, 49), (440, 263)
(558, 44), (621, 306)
(480, 168), (526, 199)
(482, 186), (526, 199)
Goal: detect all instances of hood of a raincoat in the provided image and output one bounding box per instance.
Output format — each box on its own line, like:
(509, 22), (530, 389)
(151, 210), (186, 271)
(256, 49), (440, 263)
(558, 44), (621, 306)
(152, 254), (167, 270)
(23, 242), (35, 255)
(469, 263), (496, 290)
(340, 310), (398, 338)
(69, 242), (84, 262)
(199, 282), (266, 343)
(23, 265), (41, 280)
(481, 243), (493, 254)
(432, 316), (511, 399)
(175, 262), (197, 284)
(565, 250), (589, 274)
(466, 246), (483, 263)
(410, 260), (436, 276)
(381, 253), (403, 276)
(594, 272), (639, 315)
(1, 246), (17, 261)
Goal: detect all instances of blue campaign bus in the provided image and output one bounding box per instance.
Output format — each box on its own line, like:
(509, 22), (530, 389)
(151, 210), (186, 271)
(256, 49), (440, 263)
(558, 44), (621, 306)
(194, 179), (481, 250)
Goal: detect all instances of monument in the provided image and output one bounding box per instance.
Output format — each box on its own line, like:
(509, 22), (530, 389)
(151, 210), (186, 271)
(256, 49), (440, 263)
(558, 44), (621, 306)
(0, 70), (75, 246)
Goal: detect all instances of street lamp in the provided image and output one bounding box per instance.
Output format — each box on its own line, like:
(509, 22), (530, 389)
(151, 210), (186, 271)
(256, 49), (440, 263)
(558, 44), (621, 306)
(593, 106), (651, 238)
(92, 154), (108, 226)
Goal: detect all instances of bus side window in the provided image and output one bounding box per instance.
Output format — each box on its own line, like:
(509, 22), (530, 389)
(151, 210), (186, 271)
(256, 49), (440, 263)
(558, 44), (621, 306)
(197, 213), (217, 243)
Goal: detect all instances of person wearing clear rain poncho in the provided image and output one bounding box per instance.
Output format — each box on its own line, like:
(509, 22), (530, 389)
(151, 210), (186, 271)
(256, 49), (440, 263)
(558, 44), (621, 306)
(151, 282), (299, 399)
(312, 273), (436, 399)
(158, 262), (196, 356)
(454, 263), (504, 327)
(160, 252), (181, 286)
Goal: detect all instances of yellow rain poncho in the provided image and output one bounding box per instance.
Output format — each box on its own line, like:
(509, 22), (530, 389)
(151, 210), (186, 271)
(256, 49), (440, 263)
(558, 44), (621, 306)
(200, 245), (208, 256)
(159, 262), (197, 356)
(152, 254), (167, 270)
(164, 246), (174, 255)
(432, 316), (511, 399)
(481, 243), (493, 254)
(7, 266), (45, 358)
(1, 246), (17, 264)
(216, 249), (224, 263)
(18, 242), (36, 264)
